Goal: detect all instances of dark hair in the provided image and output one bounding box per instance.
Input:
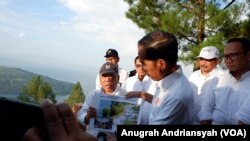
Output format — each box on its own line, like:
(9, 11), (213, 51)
(134, 56), (139, 64)
(227, 37), (250, 53)
(138, 31), (178, 67)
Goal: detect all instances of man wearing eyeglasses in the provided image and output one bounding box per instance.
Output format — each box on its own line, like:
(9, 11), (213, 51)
(199, 38), (250, 125)
(189, 46), (224, 124)
(123, 56), (155, 125)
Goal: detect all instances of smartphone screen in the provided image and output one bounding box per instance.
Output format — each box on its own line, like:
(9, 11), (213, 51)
(0, 97), (50, 141)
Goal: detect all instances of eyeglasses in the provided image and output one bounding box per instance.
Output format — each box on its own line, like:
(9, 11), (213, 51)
(222, 52), (246, 61)
(135, 64), (142, 68)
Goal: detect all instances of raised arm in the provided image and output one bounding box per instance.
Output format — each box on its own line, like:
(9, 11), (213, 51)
(125, 91), (153, 103)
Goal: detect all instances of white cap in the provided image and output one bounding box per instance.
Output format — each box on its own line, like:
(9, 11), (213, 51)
(196, 46), (220, 59)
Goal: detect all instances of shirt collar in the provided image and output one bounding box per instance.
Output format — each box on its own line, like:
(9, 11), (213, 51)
(101, 86), (122, 96)
(239, 70), (250, 80)
(156, 65), (183, 92)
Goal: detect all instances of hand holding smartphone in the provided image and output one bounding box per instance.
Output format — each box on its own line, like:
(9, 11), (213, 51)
(0, 97), (50, 141)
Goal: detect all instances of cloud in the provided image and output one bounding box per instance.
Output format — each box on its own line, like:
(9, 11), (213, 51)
(57, 0), (144, 53)
(56, 0), (145, 72)
(18, 32), (26, 38)
(0, 0), (146, 93)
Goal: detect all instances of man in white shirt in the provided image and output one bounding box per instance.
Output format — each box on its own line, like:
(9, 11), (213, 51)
(126, 31), (194, 124)
(123, 56), (154, 124)
(199, 37), (250, 125)
(95, 49), (128, 89)
(189, 46), (223, 124)
(77, 62), (127, 136)
(236, 94), (250, 125)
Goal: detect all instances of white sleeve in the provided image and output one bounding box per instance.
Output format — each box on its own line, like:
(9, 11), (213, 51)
(119, 69), (128, 87)
(198, 78), (216, 121)
(77, 92), (92, 126)
(95, 74), (101, 90)
(236, 95), (250, 124)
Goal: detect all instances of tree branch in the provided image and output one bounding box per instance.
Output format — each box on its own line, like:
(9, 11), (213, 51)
(223, 0), (236, 10)
(178, 31), (198, 44)
(175, 1), (194, 13)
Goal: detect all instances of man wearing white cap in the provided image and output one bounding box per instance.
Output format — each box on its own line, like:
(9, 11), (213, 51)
(199, 38), (250, 125)
(189, 46), (224, 124)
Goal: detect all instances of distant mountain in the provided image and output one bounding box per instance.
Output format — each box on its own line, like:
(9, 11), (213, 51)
(0, 65), (74, 96)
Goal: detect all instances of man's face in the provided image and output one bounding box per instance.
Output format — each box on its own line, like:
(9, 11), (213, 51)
(199, 58), (217, 74)
(100, 73), (119, 93)
(106, 57), (119, 65)
(135, 59), (146, 77)
(224, 42), (248, 72)
(141, 59), (162, 81)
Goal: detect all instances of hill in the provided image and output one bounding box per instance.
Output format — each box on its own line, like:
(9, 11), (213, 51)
(0, 65), (74, 96)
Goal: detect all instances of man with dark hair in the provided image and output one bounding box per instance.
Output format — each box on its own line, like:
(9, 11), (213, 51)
(126, 31), (194, 124)
(199, 37), (250, 125)
(123, 56), (154, 125)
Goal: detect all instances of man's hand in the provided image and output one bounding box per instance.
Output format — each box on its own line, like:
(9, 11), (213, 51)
(84, 106), (97, 125)
(23, 100), (97, 141)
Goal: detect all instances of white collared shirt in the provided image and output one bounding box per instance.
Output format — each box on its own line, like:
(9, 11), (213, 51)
(123, 74), (151, 92)
(236, 94), (250, 124)
(199, 71), (250, 124)
(123, 74), (155, 124)
(77, 87), (127, 126)
(189, 68), (224, 124)
(149, 66), (194, 124)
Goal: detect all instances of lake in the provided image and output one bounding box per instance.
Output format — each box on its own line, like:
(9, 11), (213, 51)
(0, 93), (69, 103)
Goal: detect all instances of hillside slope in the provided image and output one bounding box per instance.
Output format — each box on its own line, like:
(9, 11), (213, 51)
(0, 65), (74, 96)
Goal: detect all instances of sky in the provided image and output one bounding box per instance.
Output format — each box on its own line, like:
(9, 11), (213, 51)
(0, 0), (193, 94)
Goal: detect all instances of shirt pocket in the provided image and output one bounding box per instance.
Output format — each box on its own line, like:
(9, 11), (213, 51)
(214, 87), (230, 107)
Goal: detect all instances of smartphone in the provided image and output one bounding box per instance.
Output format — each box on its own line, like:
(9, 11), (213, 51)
(0, 97), (50, 141)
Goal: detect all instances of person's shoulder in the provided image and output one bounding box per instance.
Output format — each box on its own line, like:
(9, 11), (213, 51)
(116, 87), (128, 95)
(215, 70), (229, 79)
(87, 89), (102, 96)
(214, 68), (225, 75)
(126, 75), (137, 81)
(118, 67), (128, 74)
(189, 70), (201, 79)
(129, 69), (136, 77)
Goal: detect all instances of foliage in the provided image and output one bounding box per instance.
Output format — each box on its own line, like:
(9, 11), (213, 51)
(110, 102), (125, 117)
(17, 75), (57, 104)
(123, 119), (132, 125)
(65, 82), (85, 107)
(124, 0), (250, 63)
(102, 108), (111, 118)
(132, 105), (140, 112)
(0, 66), (73, 96)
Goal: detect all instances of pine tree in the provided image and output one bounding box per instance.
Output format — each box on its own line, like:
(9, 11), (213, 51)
(124, 0), (249, 63)
(17, 75), (56, 104)
(65, 81), (85, 107)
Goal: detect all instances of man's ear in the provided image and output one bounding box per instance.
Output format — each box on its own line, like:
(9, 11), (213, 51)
(157, 59), (167, 70)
